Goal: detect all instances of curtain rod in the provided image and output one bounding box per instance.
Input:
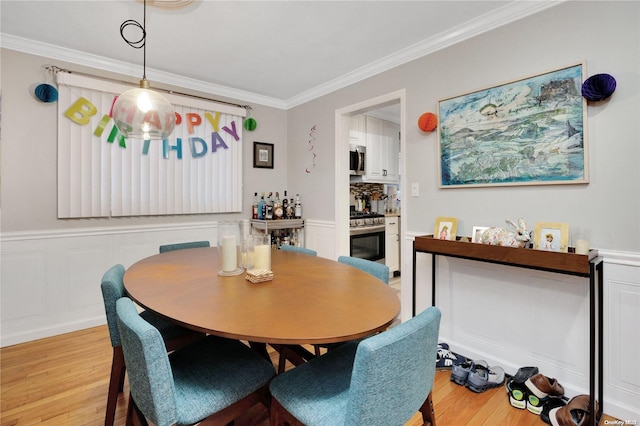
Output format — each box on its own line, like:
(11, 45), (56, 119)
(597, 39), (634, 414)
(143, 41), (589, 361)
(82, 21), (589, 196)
(45, 65), (252, 111)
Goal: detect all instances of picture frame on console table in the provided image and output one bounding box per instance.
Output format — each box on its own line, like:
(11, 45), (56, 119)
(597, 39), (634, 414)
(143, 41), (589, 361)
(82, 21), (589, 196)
(471, 226), (489, 243)
(437, 63), (587, 188)
(533, 222), (569, 253)
(435, 217), (458, 241)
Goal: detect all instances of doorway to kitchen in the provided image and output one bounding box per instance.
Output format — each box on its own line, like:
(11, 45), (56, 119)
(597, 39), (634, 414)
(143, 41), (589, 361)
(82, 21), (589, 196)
(334, 90), (406, 293)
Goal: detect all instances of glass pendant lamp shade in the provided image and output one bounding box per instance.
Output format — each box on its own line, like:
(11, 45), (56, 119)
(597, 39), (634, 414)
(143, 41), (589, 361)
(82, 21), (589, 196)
(113, 78), (175, 140)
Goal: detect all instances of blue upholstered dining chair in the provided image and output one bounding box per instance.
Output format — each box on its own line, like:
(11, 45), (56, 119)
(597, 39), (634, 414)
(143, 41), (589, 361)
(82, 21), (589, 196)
(279, 244), (317, 256)
(100, 264), (204, 426)
(306, 256), (390, 360)
(270, 306), (442, 426)
(337, 255), (390, 284)
(115, 297), (276, 426)
(159, 240), (210, 253)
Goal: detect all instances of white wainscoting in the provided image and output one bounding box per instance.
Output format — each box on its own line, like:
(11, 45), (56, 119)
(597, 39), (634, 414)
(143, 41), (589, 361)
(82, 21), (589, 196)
(0, 220), (329, 347)
(405, 233), (640, 423)
(0, 222), (226, 347)
(2, 223), (637, 421)
(302, 219), (337, 260)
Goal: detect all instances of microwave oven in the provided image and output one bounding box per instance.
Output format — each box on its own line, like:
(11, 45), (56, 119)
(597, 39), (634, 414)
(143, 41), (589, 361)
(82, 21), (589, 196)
(349, 144), (366, 176)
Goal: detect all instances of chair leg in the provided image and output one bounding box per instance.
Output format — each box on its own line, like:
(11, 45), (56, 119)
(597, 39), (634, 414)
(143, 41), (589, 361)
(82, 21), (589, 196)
(126, 393), (149, 426)
(277, 350), (288, 375)
(419, 391), (436, 426)
(105, 346), (126, 426)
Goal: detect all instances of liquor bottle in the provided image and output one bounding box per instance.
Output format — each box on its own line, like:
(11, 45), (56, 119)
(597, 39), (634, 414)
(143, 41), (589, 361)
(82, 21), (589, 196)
(258, 193), (266, 220)
(252, 192), (259, 219)
(294, 194), (302, 219)
(282, 191), (289, 219)
(273, 192), (284, 219)
(287, 197), (295, 219)
(265, 192), (274, 220)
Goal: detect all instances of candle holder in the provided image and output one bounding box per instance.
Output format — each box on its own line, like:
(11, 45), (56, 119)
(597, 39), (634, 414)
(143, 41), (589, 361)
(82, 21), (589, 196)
(217, 221), (244, 276)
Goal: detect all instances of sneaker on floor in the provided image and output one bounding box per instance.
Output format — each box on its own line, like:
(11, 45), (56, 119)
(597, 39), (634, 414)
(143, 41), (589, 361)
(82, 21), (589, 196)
(466, 363), (505, 393)
(450, 359), (487, 386)
(506, 366), (539, 409)
(436, 342), (469, 369)
(525, 373), (565, 415)
(540, 396), (567, 424)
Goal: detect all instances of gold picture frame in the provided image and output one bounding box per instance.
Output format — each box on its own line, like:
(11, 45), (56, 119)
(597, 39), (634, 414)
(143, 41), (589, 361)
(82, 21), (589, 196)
(533, 222), (569, 252)
(471, 226), (489, 243)
(435, 217), (458, 241)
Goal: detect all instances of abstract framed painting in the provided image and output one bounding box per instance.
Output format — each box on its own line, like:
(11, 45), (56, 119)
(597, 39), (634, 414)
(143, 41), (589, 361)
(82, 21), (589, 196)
(438, 63), (588, 188)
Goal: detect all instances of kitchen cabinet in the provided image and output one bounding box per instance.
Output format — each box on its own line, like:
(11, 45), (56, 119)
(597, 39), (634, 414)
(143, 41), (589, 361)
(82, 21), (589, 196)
(385, 216), (400, 276)
(349, 115), (366, 146)
(364, 116), (400, 183)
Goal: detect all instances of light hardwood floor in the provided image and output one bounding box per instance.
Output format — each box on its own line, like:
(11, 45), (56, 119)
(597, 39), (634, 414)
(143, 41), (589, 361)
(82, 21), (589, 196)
(1, 325), (614, 425)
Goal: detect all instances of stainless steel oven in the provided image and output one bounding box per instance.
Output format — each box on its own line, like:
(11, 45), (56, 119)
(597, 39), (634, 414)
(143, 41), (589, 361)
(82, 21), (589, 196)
(349, 213), (385, 262)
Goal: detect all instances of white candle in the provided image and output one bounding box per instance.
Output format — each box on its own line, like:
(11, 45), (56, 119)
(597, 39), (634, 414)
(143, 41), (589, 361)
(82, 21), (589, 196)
(254, 244), (271, 270)
(221, 235), (237, 271)
(575, 239), (590, 255)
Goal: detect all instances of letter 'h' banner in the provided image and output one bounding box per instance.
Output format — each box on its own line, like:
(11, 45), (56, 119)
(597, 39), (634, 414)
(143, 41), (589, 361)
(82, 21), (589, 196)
(57, 73), (245, 218)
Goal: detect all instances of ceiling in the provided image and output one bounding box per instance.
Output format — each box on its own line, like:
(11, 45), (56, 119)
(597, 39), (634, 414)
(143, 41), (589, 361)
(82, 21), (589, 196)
(1, 1), (558, 109)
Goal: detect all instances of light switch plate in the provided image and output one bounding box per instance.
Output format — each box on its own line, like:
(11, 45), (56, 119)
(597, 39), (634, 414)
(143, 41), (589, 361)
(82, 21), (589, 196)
(411, 182), (419, 197)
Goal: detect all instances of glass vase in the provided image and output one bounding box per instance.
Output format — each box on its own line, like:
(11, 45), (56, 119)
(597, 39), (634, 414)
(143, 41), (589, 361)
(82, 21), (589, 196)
(217, 221), (243, 276)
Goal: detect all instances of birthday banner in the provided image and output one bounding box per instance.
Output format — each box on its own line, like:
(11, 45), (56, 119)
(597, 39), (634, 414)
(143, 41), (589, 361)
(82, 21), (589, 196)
(56, 73), (245, 218)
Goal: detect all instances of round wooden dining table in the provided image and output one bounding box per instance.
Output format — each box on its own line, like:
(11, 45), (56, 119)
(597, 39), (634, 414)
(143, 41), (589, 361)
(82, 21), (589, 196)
(123, 247), (400, 346)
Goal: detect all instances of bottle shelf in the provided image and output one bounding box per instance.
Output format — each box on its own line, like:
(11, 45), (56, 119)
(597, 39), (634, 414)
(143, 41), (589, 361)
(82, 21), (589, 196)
(250, 219), (304, 231)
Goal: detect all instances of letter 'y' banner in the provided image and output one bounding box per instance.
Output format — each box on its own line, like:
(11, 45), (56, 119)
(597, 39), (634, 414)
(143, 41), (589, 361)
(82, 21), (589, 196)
(57, 73), (245, 218)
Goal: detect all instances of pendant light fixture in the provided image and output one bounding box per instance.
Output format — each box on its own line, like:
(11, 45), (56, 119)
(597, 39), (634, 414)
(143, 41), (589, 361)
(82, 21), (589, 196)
(112, 0), (175, 140)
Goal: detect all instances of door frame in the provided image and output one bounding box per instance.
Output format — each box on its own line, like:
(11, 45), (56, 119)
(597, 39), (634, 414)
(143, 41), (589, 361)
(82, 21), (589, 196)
(334, 90), (406, 261)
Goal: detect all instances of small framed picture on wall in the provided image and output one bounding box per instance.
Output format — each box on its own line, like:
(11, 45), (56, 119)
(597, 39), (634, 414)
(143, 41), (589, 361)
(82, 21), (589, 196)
(253, 142), (274, 169)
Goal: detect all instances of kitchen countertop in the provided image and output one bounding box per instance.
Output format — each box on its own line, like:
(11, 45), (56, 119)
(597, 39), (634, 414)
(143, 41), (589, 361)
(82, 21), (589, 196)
(384, 212), (401, 217)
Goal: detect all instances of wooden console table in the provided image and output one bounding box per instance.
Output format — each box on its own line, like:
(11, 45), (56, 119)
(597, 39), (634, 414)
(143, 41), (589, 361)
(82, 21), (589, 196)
(412, 235), (603, 426)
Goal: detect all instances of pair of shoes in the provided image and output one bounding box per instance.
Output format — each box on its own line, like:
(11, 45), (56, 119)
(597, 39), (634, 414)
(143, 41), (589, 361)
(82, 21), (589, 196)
(525, 374), (565, 414)
(506, 366), (539, 409)
(450, 359), (505, 392)
(436, 342), (469, 369)
(541, 394), (599, 426)
(466, 363), (505, 393)
(451, 359), (486, 386)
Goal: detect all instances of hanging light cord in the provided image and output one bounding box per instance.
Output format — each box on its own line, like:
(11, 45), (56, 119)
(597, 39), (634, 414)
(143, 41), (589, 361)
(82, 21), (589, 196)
(119, 0), (147, 80)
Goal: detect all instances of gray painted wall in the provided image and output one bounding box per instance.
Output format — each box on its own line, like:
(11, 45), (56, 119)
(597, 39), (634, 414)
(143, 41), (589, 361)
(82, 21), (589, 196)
(1, 1), (638, 253)
(286, 1), (640, 252)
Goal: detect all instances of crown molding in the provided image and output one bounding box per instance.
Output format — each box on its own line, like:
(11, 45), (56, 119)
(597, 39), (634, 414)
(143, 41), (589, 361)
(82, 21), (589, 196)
(0, 33), (288, 109)
(285, 1), (562, 108)
(1, 1), (561, 111)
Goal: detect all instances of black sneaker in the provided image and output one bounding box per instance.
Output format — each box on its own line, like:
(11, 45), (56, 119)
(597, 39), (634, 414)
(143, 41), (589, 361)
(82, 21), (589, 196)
(540, 396), (567, 424)
(506, 366), (539, 409)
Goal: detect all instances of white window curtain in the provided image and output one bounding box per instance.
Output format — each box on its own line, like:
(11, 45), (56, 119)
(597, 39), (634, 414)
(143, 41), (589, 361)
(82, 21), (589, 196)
(57, 73), (245, 218)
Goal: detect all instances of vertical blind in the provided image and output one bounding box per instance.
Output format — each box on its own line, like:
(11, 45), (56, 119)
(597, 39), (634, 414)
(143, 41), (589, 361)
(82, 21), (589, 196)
(57, 73), (245, 218)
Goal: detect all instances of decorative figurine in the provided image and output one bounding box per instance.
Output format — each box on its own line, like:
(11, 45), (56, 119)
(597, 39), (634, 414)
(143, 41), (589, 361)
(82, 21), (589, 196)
(481, 218), (530, 248)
